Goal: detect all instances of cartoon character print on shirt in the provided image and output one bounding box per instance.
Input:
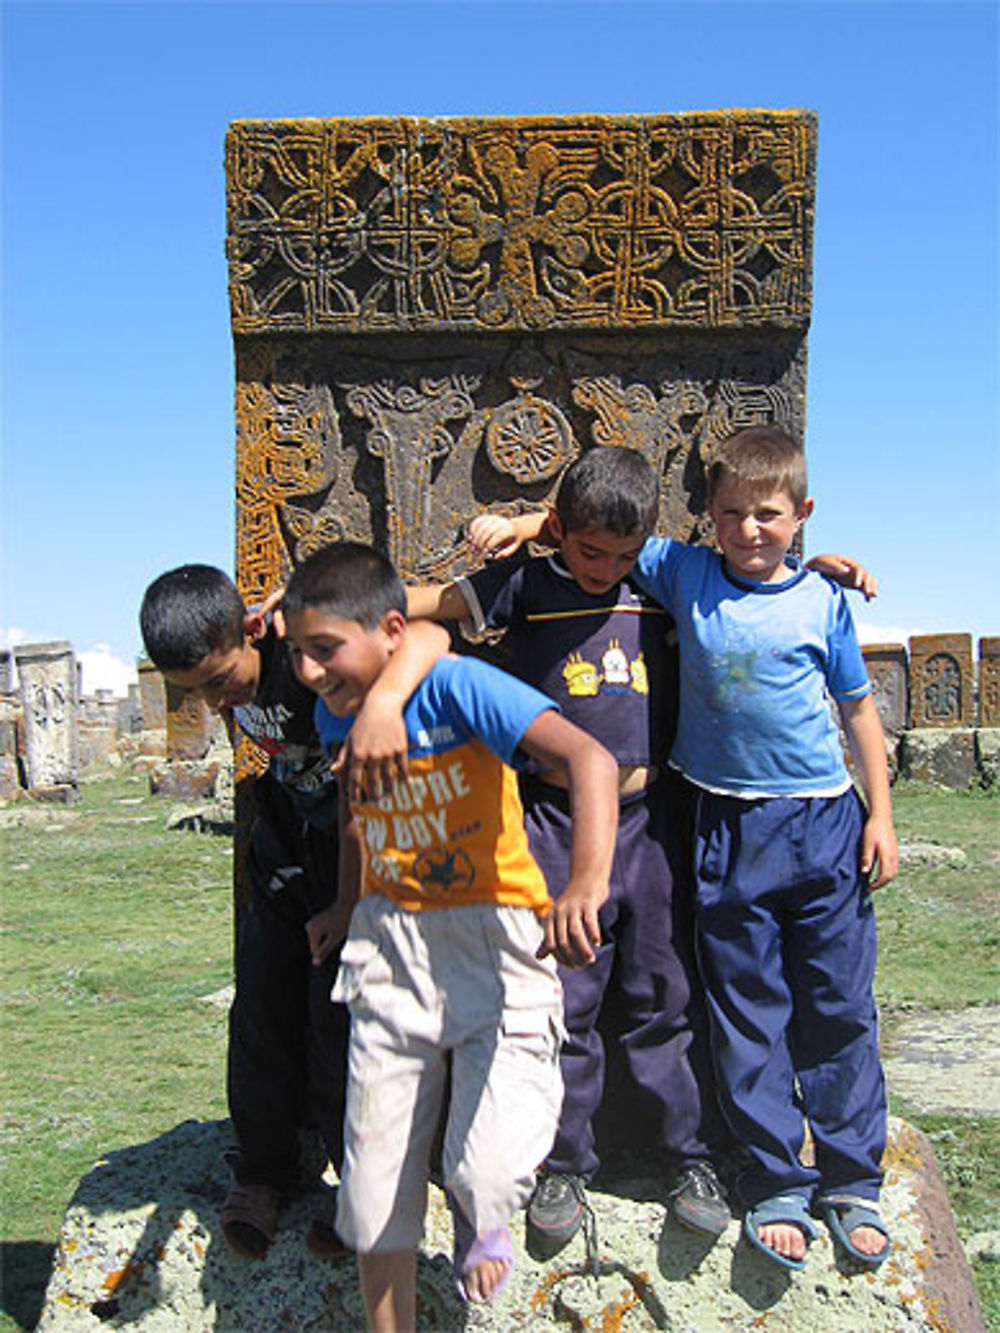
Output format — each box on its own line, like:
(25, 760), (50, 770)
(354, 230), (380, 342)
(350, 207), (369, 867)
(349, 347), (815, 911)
(562, 638), (649, 699)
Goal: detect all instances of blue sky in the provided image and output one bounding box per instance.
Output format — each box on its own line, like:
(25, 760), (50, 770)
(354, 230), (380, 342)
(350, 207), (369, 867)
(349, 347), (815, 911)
(3, 1), (997, 692)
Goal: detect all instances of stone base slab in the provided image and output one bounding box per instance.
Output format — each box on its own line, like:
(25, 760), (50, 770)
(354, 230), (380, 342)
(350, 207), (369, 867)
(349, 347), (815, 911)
(39, 1116), (983, 1332)
(900, 728), (977, 788)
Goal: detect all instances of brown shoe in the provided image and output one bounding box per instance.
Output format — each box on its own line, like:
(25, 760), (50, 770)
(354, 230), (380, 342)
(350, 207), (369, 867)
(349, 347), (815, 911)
(221, 1182), (281, 1260)
(305, 1188), (352, 1260)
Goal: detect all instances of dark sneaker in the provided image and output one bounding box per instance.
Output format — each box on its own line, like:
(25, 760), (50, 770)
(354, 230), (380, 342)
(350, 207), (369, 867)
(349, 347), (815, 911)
(670, 1161), (730, 1237)
(526, 1172), (588, 1260)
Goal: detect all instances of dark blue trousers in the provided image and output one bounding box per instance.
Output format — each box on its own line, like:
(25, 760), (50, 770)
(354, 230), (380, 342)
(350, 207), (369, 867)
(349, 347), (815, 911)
(228, 790), (349, 1191)
(690, 783), (886, 1208)
(524, 774), (719, 1179)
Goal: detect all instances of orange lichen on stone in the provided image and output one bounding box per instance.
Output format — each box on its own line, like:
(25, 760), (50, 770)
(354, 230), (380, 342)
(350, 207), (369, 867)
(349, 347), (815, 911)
(531, 1266), (575, 1309)
(103, 1260), (145, 1293)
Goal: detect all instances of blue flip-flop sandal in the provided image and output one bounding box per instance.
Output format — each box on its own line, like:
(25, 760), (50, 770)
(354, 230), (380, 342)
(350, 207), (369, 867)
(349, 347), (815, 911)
(742, 1193), (818, 1271)
(821, 1198), (891, 1269)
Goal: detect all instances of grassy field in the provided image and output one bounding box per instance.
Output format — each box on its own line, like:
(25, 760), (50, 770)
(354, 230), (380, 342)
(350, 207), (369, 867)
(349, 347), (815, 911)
(1, 771), (997, 1330)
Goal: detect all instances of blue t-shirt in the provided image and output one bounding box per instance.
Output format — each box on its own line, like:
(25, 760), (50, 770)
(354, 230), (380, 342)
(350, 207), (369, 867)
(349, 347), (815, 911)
(314, 655), (557, 913)
(632, 539), (871, 797)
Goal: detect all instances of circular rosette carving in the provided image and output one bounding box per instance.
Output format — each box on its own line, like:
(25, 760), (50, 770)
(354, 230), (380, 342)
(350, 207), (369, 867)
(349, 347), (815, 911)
(485, 393), (577, 484)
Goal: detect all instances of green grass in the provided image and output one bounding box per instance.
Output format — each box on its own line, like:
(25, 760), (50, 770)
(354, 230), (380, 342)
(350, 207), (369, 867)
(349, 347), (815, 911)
(875, 782), (1000, 1008)
(0, 774), (997, 1330)
(1, 772), (232, 1331)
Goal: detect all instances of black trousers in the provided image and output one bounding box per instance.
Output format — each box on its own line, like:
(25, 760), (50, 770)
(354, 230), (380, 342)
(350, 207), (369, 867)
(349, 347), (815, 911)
(227, 787), (349, 1190)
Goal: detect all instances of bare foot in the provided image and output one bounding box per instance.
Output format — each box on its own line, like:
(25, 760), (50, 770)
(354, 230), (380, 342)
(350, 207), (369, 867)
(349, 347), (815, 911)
(756, 1221), (808, 1264)
(462, 1254), (512, 1303)
(849, 1222), (888, 1258)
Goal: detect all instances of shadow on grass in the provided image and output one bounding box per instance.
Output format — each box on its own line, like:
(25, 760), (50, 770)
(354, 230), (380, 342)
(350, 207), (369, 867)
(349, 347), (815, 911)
(0, 1240), (56, 1332)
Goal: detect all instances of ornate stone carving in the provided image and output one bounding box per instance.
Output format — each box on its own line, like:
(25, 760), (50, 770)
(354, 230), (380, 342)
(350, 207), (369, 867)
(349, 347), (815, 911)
(227, 113), (816, 336)
(227, 111), (815, 782)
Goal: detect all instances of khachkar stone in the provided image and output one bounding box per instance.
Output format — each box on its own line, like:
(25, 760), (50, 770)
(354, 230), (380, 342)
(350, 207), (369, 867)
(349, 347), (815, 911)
(226, 111), (817, 607)
(862, 643), (908, 736)
(226, 110), (817, 878)
(13, 640), (79, 800)
(909, 633), (974, 729)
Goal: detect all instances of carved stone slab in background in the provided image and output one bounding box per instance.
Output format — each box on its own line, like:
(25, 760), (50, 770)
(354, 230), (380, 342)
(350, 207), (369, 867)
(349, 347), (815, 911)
(863, 642), (909, 736)
(909, 634), (974, 729)
(227, 112), (816, 336)
(978, 637), (1000, 728)
(13, 641), (79, 795)
(136, 660), (166, 732)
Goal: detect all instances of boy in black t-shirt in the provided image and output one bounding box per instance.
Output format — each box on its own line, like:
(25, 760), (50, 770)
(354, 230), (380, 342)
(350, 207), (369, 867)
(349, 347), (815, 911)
(140, 565), (446, 1260)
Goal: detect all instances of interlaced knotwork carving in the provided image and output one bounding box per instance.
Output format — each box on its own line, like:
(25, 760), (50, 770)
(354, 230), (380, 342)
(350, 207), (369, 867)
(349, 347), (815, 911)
(227, 113), (815, 335)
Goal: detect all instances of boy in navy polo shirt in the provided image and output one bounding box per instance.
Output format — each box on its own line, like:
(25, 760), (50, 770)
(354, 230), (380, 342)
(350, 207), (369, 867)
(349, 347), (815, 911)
(407, 447), (731, 1256)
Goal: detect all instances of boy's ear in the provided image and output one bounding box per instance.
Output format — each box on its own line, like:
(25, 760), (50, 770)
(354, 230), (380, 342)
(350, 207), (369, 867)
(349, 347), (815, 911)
(548, 512), (565, 543)
(797, 497), (815, 525)
(244, 611), (267, 643)
(382, 608), (408, 650)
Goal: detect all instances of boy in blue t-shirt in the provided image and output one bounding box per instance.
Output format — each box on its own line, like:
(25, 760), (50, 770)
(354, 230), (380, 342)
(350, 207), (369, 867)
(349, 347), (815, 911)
(630, 425), (897, 1271)
(281, 541), (618, 1332)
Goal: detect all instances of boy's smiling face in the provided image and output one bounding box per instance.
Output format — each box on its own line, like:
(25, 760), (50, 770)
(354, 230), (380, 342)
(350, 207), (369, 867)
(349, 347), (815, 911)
(552, 518), (648, 596)
(707, 475), (813, 584)
(285, 605), (404, 715)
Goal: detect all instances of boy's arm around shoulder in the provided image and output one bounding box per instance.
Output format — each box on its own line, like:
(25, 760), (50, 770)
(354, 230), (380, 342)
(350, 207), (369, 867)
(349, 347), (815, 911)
(466, 508), (553, 559)
(806, 553), (878, 600)
(516, 711), (618, 969)
(406, 581), (471, 623)
(338, 619), (450, 802)
(838, 692), (898, 890)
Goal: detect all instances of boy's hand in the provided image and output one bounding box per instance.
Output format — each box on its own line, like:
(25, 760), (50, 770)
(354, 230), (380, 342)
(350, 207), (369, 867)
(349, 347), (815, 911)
(862, 813), (898, 891)
(806, 553), (878, 600)
(467, 514), (520, 560)
(333, 694), (408, 804)
(538, 879), (608, 968)
(306, 903), (351, 965)
(254, 583), (288, 632)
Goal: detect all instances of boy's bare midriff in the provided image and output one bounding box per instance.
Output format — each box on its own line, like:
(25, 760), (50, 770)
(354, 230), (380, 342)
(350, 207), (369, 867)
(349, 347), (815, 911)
(542, 762), (658, 796)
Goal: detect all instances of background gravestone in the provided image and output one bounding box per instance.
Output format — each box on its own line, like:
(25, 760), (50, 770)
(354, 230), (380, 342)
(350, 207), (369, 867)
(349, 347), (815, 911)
(909, 633), (974, 729)
(978, 637), (999, 728)
(226, 110), (817, 803)
(13, 640), (79, 799)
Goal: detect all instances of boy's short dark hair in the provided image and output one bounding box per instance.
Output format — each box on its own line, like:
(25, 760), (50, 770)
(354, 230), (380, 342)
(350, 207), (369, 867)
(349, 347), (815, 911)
(706, 426), (808, 507)
(284, 541), (406, 630)
(139, 565), (246, 671)
(554, 446), (659, 537)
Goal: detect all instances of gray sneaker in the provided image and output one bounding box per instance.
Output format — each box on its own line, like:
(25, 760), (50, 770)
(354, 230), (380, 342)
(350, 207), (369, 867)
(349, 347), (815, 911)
(670, 1161), (730, 1236)
(526, 1172), (588, 1260)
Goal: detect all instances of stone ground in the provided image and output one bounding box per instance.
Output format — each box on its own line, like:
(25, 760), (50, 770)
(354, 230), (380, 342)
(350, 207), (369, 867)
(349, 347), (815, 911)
(38, 1111), (987, 1333)
(882, 1006), (999, 1120)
